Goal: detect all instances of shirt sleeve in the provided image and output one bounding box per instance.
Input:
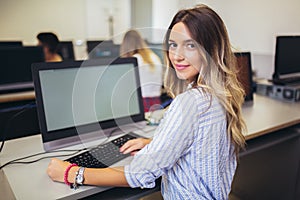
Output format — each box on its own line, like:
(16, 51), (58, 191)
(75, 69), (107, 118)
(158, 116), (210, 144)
(124, 90), (202, 188)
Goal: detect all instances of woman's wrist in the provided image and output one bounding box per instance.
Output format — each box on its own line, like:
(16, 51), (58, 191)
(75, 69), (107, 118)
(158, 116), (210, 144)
(67, 166), (80, 184)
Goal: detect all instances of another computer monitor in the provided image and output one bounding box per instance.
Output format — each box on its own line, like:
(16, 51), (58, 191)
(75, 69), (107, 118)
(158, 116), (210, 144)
(87, 40), (120, 59)
(57, 41), (75, 61)
(273, 36), (300, 80)
(88, 42), (120, 59)
(0, 41), (23, 47)
(0, 46), (44, 93)
(32, 57), (145, 151)
(86, 40), (106, 53)
(234, 52), (254, 103)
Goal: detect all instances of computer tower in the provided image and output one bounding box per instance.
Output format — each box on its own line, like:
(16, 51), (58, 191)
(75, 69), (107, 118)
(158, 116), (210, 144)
(256, 79), (300, 102)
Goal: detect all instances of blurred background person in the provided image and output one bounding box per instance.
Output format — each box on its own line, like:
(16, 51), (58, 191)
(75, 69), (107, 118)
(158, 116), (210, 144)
(37, 32), (62, 62)
(120, 29), (163, 112)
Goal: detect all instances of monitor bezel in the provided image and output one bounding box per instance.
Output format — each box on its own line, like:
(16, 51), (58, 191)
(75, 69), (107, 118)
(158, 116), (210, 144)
(32, 57), (145, 150)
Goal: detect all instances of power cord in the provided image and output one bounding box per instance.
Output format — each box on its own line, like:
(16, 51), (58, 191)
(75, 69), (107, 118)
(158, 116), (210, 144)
(0, 149), (86, 170)
(0, 126), (120, 169)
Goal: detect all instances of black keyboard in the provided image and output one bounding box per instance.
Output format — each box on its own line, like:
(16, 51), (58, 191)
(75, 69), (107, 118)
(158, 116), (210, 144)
(66, 133), (138, 168)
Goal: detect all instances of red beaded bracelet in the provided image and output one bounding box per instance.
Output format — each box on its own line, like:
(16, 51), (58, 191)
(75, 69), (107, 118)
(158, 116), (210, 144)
(64, 163), (78, 186)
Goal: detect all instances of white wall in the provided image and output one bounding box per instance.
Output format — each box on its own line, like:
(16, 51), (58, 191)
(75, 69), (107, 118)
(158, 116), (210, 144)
(0, 0), (131, 59)
(1, 0), (300, 78)
(177, 0), (300, 79)
(0, 0), (86, 44)
(85, 0), (131, 43)
(151, 0), (179, 43)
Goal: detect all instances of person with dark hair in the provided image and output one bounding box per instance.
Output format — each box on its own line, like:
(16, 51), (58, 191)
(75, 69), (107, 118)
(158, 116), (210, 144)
(46, 4), (246, 199)
(37, 32), (62, 62)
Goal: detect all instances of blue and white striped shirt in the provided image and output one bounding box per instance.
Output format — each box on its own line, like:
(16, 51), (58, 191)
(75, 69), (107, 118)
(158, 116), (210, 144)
(125, 88), (236, 199)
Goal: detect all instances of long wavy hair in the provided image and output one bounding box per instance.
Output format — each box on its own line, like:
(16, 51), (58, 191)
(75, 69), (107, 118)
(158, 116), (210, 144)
(120, 29), (158, 71)
(164, 4), (246, 154)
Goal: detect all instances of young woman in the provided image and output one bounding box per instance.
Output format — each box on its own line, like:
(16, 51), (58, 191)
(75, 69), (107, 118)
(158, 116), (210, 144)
(120, 29), (163, 112)
(47, 4), (246, 199)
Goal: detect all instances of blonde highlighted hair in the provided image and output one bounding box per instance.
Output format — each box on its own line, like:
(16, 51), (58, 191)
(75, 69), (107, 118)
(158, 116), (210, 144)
(120, 29), (158, 71)
(164, 4), (246, 154)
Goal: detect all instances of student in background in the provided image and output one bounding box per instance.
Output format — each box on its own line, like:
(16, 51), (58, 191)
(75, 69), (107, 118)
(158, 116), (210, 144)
(37, 32), (62, 62)
(47, 4), (246, 199)
(120, 29), (163, 112)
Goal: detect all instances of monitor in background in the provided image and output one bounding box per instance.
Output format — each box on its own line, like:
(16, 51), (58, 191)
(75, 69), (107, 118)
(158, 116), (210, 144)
(234, 52), (254, 103)
(57, 41), (75, 61)
(0, 46), (44, 93)
(272, 36), (300, 84)
(87, 40), (120, 59)
(0, 41), (23, 47)
(32, 57), (145, 151)
(86, 40), (105, 53)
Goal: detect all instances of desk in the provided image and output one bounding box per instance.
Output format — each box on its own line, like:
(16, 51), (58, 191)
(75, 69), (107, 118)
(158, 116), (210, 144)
(0, 91), (35, 103)
(1, 94), (300, 199)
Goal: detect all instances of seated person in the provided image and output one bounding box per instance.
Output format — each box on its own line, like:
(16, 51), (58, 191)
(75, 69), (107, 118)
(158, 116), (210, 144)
(120, 29), (163, 112)
(37, 32), (63, 62)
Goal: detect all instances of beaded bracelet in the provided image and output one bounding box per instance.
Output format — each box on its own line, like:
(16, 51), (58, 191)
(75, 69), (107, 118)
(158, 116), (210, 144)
(64, 163), (78, 186)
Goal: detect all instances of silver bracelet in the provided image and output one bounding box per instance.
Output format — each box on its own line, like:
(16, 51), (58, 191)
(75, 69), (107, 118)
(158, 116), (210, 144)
(72, 167), (85, 190)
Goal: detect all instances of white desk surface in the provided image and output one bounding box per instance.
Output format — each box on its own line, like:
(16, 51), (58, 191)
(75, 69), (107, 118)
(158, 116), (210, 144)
(1, 94), (300, 199)
(242, 94), (300, 139)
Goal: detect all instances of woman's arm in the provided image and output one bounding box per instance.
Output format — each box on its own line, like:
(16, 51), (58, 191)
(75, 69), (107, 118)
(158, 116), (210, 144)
(47, 138), (152, 186)
(47, 158), (129, 187)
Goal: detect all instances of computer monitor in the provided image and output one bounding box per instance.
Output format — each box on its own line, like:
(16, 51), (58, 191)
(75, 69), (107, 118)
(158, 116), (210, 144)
(0, 46), (44, 93)
(234, 52), (254, 103)
(273, 36), (300, 80)
(57, 41), (75, 61)
(88, 40), (120, 59)
(86, 40), (106, 53)
(0, 41), (23, 47)
(32, 57), (145, 151)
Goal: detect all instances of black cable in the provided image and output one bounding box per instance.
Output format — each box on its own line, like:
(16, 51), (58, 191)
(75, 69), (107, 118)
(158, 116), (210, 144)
(0, 127), (119, 169)
(0, 148), (87, 170)
(0, 119), (147, 170)
(0, 102), (36, 153)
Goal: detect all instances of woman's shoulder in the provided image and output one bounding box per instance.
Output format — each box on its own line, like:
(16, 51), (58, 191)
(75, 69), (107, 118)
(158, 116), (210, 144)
(133, 53), (142, 60)
(178, 88), (206, 99)
(172, 88), (212, 108)
(133, 53), (144, 64)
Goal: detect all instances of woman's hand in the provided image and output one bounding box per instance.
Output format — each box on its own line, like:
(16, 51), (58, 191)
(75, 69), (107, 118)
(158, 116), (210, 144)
(119, 138), (151, 156)
(47, 158), (72, 183)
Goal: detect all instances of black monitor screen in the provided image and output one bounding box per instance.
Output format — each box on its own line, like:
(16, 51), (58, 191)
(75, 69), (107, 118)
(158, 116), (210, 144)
(86, 40), (105, 53)
(274, 36), (300, 77)
(0, 46), (44, 86)
(0, 41), (23, 47)
(86, 40), (119, 59)
(57, 41), (75, 61)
